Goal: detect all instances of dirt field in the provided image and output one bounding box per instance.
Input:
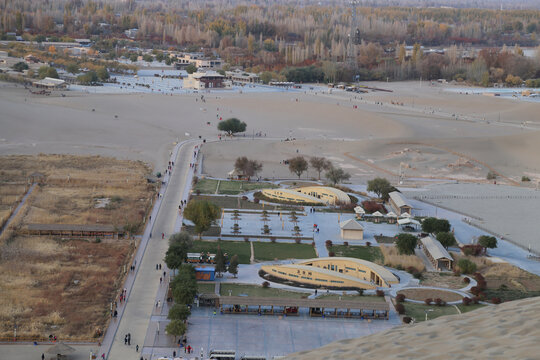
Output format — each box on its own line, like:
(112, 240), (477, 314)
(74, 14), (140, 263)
(379, 244), (425, 272)
(0, 236), (135, 340)
(398, 288), (463, 302)
(0, 155), (156, 340)
(420, 272), (466, 289)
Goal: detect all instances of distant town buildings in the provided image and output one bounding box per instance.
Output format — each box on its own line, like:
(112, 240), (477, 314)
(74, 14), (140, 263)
(225, 69), (260, 84)
(183, 71), (227, 90)
(32, 77), (67, 90)
(175, 52), (223, 70)
(124, 28), (138, 39)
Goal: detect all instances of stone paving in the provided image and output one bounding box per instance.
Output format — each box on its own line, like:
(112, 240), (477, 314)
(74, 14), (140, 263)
(174, 306), (401, 360)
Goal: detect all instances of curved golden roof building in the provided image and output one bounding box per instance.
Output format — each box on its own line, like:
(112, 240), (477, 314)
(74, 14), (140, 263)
(261, 186), (350, 205)
(261, 257), (399, 290)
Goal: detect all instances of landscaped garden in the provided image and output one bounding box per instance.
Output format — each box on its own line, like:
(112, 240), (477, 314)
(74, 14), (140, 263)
(197, 282), (216, 294)
(220, 283), (306, 298)
(191, 240), (251, 264)
(330, 245), (384, 263)
(190, 195), (265, 210)
(420, 272), (466, 290)
(253, 242), (316, 261)
(401, 302), (484, 322)
(193, 178), (277, 195)
(397, 288), (463, 302)
(316, 293), (386, 302)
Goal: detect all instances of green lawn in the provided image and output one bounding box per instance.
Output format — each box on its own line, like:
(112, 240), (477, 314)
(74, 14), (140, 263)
(253, 242), (316, 261)
(456, 304), (485, 314)
(194, 179), (278, 195)
(190, 240), (251, 264)
(403, 303), (482, 322)
(217, 180), (278, 195)
(193, 178), (219, 194)
(197, 282), (216, 294)
(484, 289), (540, 302)
(330, 245), (383, 263)
(220, 283), (306, 298)
(190, 195), (266, 210)
(184, 225), (221, 237)
(316, 294), (386, 302)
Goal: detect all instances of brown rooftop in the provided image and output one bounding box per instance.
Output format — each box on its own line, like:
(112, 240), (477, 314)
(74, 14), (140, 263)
(219, 296), (389, 311)
(25, 223), (121, 232)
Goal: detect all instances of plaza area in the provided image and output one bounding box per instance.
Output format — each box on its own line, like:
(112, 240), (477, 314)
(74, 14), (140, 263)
(182, 306), (400, 360)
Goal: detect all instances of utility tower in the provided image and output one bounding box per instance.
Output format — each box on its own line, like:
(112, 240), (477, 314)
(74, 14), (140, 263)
(347, 0), (360, 66)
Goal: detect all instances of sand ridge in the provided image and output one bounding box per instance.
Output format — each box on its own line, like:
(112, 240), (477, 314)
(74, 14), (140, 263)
(286, 296), (540, 360)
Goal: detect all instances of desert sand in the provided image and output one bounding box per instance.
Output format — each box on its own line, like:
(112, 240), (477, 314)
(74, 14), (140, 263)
(286, 296), (540, 360)
(2, 81), (540, 183)
(2, 79), (540, 253)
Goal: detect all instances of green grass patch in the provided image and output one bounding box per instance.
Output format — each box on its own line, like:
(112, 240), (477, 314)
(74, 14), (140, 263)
(374, 235), (396, 244)
(317, 294), (386, 302)
(456, 304), (485, 314)
(220, 283), (306, 298)
(403, 303), (460, 322)
(183, 225), (221, 237)
(330, 245), (383, 263)
(483, 289), (540, 302)
(253, 242), (316, 261)
(193, 178), (219, 194)
(197, 282), (216, 294)
(217, 180), (278, 195)
(191, 195), (265, 210)
(191, 240), (251, 264)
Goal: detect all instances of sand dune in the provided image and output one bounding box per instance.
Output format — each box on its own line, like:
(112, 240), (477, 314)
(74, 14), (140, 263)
(286, 297), (540, 360)
(2, 81), (540, 184)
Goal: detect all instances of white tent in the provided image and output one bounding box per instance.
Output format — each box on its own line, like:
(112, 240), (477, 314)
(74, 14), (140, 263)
(397, 218), (421, 226)
(399, 212), (412, 218)
(354, 206), (365, 215)
(385, 211), (398, 218)
(372, 211), (384, 217)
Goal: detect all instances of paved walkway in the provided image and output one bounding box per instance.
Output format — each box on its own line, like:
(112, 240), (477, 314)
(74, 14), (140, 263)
(141, 144), (200, 360)
(414, 248), (436, 272)
(100, 140), (199, 360)
(0, 182), (36, 236)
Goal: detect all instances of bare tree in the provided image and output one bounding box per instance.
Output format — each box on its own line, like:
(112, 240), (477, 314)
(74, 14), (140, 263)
(234, 156), (262, 180)
(310, 157), (332, 180)
(288, 156), (308, 179)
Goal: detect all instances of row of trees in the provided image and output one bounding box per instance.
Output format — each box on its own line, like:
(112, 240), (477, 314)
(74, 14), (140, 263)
(395, 217), (498, 255)
(395, 231), (456, 255)
(3, 2), (539, 49)
(286, 156), (351, 185)
(165, 263), (196, 340)
(213, 245), (239, 278)
(2, 1), (539, 81)
(163, 231), (240, 338)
